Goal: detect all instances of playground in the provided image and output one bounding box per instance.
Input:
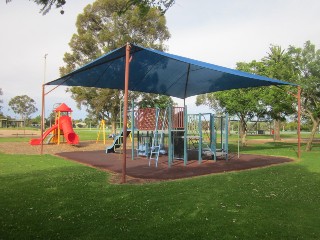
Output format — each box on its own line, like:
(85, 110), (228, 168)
(41, 43), (302, 183)
(14, 101), (292, 182)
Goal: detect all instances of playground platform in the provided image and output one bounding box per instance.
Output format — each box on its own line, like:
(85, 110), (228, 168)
(56, 150), (293, 182)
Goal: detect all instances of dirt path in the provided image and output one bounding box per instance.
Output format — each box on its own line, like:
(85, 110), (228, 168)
(0, 141), (108, 155)
(0, 129), (40, 137)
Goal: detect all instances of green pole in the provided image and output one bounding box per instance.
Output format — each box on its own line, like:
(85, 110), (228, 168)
(198, 113), (202, 164)
(168, 105), (172, 167)
(220, 116), (223, 149)
(154, 108), (160, 146)
(225, 113), (229, 161)
(184, 105), (188, 166)
(211, 114), (216, 162)
(131, 100), (134, 160)
(238, 119), (240, 159)
(119, 99), (122, 135)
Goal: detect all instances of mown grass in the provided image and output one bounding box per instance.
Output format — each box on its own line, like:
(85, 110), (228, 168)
(1, 141), (320, 239)
(0, 137), (30, 143)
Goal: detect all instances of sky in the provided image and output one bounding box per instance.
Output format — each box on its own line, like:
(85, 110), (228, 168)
(1, 0), (319, 120)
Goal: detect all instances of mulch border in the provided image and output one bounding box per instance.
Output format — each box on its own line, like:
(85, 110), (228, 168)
(56, 150), (294, 184)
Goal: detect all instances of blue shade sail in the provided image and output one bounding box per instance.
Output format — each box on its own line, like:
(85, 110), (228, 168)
(46, 44), (295, 99)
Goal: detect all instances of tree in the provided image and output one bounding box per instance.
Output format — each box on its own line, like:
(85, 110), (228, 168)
(287, 41), (320, 151)
(5, 0), (174, 15)
(245, 45), (297, 140)
(136, 93), (174, 109)
(233, 47), (297, 141)
(60, 0), (171, 132)
(8, 95), (38, 123)
(6, 0), (67, 15)
(118, 0), (175, 15)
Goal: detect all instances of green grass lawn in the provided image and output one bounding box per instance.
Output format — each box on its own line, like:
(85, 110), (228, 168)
(0, 137), (30, 142)
(1, 142), (320, 239)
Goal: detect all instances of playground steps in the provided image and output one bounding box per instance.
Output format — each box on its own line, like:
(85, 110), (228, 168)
(149, 145), (161, 167)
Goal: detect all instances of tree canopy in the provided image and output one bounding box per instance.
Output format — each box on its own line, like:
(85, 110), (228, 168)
(6, 0), (67, 14)
(8, 95), (38, 121)
(244, 45), (297, 140)
(287, 41), (320, 150)
(5, 0), (174, 15)
(118, 0), (175, 15)
(60, 0), (172, 131)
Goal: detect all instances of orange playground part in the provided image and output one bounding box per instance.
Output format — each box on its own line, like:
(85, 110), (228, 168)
(30, 103), (79, 145)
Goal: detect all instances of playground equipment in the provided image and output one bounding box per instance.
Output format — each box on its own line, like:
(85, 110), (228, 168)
(135, 107), (168, 167)
(169, 107), (228, 165)
(106, 130), (132, 153)
(96, 120), (106, 144)
(30, 103), (79, 145)
(107, 101), (229, 167)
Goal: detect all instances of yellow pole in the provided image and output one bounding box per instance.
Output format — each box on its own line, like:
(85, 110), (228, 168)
(103, 120), (106, 144)
(96, 121), (102, 143)
(96, 120), (106, 144)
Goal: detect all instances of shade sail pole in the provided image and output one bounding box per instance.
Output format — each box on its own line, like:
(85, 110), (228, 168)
(297, 86), (301, 159)
(40, 84), (45, 155)
(122, 43), (131, 183)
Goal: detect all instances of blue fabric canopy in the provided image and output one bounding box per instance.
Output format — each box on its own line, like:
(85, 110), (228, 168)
(46, 44), (294, 99)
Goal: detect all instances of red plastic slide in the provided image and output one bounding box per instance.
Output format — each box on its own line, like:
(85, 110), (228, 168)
(30, 116), (79, 145)
(58, 116), (79, 145)
(29, 124), (58, 145)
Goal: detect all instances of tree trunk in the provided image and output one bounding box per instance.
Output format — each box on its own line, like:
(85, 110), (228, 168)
(239, 118), (247, 146)
(305, 118), (320, 151)
(111, 121), (117, 134)
(274, 120), (281, 141)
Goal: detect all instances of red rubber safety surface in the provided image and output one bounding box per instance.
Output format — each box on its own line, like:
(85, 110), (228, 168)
(56, 150), (293, 181)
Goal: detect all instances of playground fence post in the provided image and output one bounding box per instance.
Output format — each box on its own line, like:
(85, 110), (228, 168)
(168, 105), (172, 167)
(131, 100), (135, 160)
(198, 113), (202, 164)
(183, 105), (188, 166)
(225, 113), (229, 161)
(121, 43), (130, 183)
